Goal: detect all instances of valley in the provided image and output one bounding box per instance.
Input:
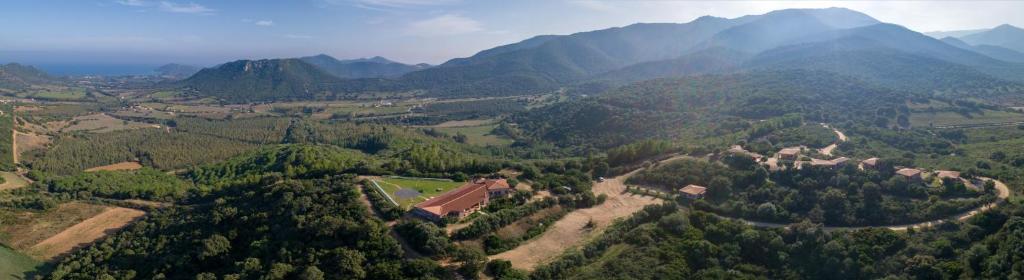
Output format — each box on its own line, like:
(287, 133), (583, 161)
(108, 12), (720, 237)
(2, 5), (1024, 280)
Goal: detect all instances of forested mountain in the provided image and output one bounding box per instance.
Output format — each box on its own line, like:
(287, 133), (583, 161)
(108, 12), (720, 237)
(178, 8), (1024, 103)
(180, 59), (405, 102)
(154, 63), (201, 80)
(300, 54), (429, 78)
(941, 37), (1024, 63)
(960, 24), (1024, 53)
(0, 63), (55, 90)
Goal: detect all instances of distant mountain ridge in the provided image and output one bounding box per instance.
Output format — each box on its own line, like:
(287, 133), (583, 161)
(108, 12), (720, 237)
(960, 24), (1024, 53)
(299, 54), (429, 78)
(179, 8), (1024, 103)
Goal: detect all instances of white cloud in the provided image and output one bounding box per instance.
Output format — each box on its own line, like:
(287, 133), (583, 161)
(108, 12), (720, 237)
(407, 14), (483, 36)
(159, 1), (215, 15)
(255, 20), (275, 26)
(115, 0), (146, 6)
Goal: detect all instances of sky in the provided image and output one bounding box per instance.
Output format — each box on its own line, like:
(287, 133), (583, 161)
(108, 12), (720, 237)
(2, 0), (1023, 71)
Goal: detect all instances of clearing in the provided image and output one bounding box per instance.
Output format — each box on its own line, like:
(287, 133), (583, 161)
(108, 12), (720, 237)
(14, 131), (50, 160)
(371, 177), (465, 209)
(434, 124), (513, 146)
(61, 113), (159, 133)
(28, 207), (145, 260)
(0, 202), (109, 251)
(0, 245), (40, 279)
(489, 158), (669, 270)
(84, 161), (144, 172)
(0, 172), (30, 191)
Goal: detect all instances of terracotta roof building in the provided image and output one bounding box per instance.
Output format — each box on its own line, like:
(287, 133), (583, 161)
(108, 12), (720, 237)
(861, 157), (880, 170)
(679, 184), (707, 199)
(777, 147), (801, 160)
(411, 179), (511, 222)
(896, 168), (924, 182)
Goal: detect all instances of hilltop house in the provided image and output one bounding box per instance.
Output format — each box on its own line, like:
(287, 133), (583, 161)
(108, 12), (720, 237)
(777, 147), (801, 160)
(861, 157), (880, 170)
(896, 168), (924, 182)
(678, 184), (707, 199)
(412, 178), (512, 222)
(810, 157), (849, 170)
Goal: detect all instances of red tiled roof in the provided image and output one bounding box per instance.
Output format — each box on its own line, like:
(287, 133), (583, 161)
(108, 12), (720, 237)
(862, 157), (879, 166)
(414, 179), (507, 217)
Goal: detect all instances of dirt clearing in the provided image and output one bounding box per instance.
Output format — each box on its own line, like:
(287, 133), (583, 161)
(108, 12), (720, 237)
(28, 207), (145, 260)
(0, 202), (109, 250)
(490, 174), (661, 270)
(85, 161), (143, 172)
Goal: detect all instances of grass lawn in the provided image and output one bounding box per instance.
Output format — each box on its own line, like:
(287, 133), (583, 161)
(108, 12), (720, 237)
(910, 110), (1024, 127)
(0, 245), (40, 279)
(374, 177), (464, 209)
(435, 124), (514, 146)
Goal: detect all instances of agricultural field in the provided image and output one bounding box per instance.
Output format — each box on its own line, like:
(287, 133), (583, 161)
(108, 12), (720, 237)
(0, 245), (40, 279)
(371, 177), (464, 209)
(909, 109), (1024, 127)
(61, 113), (160, 133)
(434, 124), (513, 146)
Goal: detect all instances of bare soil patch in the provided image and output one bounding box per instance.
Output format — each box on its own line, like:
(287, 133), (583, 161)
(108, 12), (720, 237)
(85, 161), (143, 172)
(490, 175), (661, 270)
(28, 207), (145, 260)
(14, 131), (50, 159)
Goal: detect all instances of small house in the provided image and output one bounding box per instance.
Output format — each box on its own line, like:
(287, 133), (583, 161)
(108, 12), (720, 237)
(935, 170), (961, 184)
(678, 184), (708, 199)
(896, 168), (924, 182)
(861, 157), (880, 170)
(777, 147), (801, 160)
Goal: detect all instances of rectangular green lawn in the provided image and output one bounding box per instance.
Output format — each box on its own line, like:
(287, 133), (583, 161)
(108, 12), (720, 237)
(374, 177), (464, 209)
(0, 246), (40, 279)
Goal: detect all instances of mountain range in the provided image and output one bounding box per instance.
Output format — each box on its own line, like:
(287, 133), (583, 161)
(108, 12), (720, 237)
(174, 8), (1024, 103)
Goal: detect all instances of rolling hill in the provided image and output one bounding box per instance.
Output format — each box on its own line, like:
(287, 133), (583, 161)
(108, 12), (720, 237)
(960, 24), (1024, 53)
(0, 63), (56, 91)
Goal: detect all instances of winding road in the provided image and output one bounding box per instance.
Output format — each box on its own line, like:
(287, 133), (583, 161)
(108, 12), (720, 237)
(731, 177), (1010, 232)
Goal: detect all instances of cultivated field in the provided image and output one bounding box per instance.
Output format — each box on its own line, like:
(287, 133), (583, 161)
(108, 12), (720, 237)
(84, 161), (144, 172)
(28, 207), (145, 260)
(0, 172), (30, 191)
(0, 202), (108, 251)
(372, 177), (464, 209)
(62, 113), (159, 133)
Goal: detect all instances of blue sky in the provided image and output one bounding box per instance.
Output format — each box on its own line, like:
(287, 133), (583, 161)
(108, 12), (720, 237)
(2, 0), (1024, 67)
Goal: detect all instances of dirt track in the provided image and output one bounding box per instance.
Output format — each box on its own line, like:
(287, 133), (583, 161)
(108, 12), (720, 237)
(490, 155), (687, 270)
(732, 177), (1011, 232)
(28, 207), (145, 260)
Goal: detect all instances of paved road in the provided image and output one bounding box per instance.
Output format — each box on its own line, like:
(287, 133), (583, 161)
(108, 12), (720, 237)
(724, 177), (1011, 232)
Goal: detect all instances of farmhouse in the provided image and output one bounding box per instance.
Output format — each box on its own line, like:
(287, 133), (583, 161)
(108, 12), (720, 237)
(896, 168), (924, 182)
(411, 178), (511, 221)
(728, 145), (764, 161)
(678, 184), (707, 199)
(861, 157), (880, 170)
(777, 147), (801, 160)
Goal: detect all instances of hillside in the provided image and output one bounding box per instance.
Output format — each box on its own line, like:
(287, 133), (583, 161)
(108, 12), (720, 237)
(941, 37), (1024, 63)
(0, 63), (55, 91)
(960, 24), (1024, 53)
(300, 54), (429, 78)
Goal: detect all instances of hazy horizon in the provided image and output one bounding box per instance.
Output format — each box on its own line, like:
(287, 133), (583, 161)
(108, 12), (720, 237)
(4, 0), (1024, 75)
